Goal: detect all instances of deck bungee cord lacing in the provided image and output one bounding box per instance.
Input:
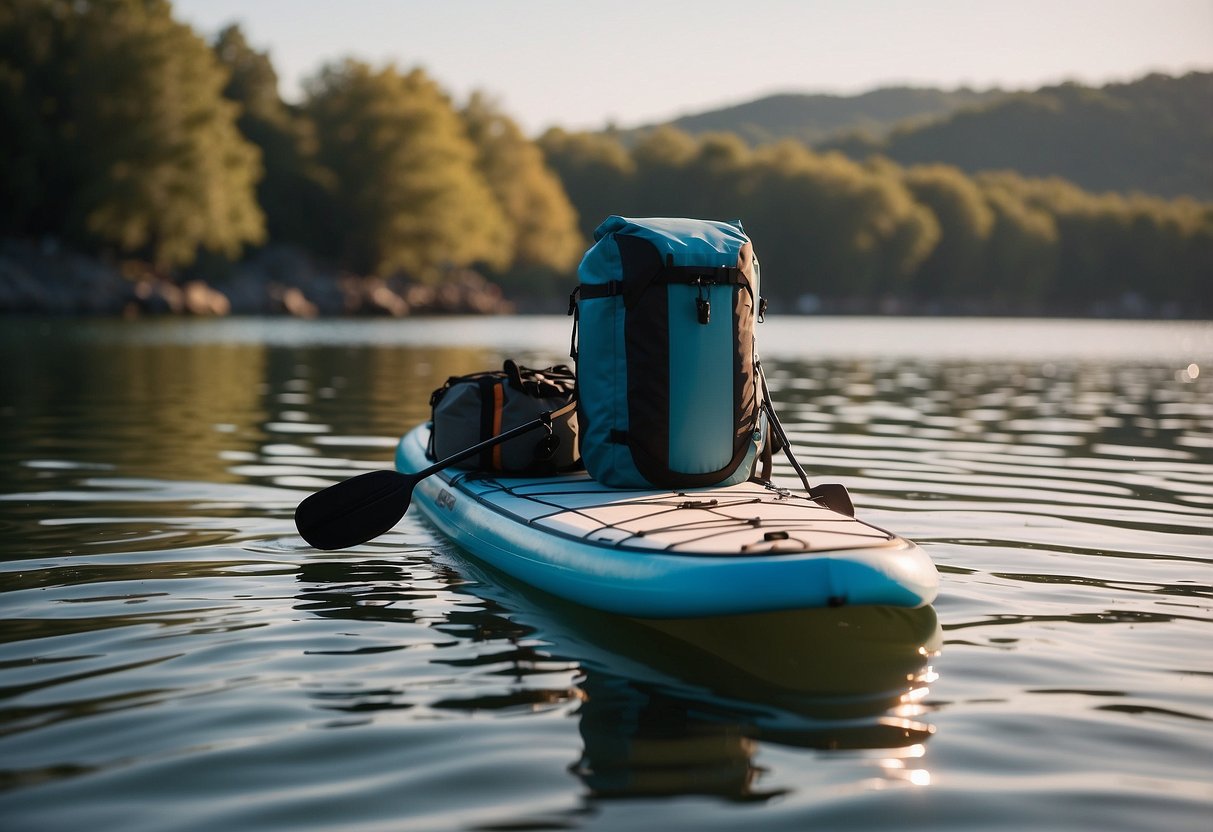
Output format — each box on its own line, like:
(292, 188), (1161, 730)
(447, 471), (888, 554)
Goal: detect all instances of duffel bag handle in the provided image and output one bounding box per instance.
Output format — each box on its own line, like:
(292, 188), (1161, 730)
(503, 359), (575, 399)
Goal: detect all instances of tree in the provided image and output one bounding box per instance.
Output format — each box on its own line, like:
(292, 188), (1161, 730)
(856, 73), (1213, 200)
(0, 0), (264, 268)
(538, 128), (636, 239)
(305, 60), (510, 279)
(976, 178), (1059, 306)
(212, 24), (334, 252)
(676, 132), (753, 218)
(461, 92), (582, 274)
(902, 164), (995, 299)
(741, 144), (937, 299)
(213, 23), (280, 120)
(624, 127), (692, 211)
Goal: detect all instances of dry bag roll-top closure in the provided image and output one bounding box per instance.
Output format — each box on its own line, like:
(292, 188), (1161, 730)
(570, 216), (764, 489)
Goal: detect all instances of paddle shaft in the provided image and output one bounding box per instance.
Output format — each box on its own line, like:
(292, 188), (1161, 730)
(413, 400), (577, 479)
(756, 360), (812, 493)
(294, 401), (578, 550)
(756, 361), (854, 515)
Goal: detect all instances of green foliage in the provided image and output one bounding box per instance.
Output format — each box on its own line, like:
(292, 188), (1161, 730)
(974, 173), (1211, 308)
(741, 144), (939, 298)
(461, 92), (582, 274)
(902, 165), (995, 298)
(976, 178), (1059, 304)
(539, 124), (1211, 314)
(850, 73), (1213, 200)
(537, 128), (637, 240)
(214, 24), (280, 120)
(304, 60), (511, 280)
(541, 129), (941, 299)
(0, 0), (264, 268)
(3, 3), (1207, 315)
(213, 25), (334, 253)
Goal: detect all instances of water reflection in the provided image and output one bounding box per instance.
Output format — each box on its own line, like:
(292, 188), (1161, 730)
(0, 331), (500, 501)
(2, 318), (1209, 830)
(292, 556), (940, 803)
(567, 606), (938, 801)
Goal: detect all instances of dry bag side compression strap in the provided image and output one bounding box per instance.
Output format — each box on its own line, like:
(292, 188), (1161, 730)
(574, 268), (742, 298)
(477, 375), (505, 470)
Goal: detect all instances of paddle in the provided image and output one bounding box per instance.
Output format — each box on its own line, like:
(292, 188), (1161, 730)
(808, 482), (855, 517)
(757, 361), (855, 517)
(295, 403), (576, 550)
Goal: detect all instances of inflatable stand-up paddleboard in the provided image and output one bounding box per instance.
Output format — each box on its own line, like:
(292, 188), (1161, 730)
(395, 423), (938, 618)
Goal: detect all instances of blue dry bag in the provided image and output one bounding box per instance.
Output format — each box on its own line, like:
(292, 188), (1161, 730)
(569, 216), (765, 489)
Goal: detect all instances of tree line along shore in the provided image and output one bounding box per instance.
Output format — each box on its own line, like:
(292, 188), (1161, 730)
(1, 1), (1209, 318)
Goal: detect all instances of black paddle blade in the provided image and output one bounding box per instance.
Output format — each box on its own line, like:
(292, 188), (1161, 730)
(294, 469), (416, 550)
(809, 483), (855, 517)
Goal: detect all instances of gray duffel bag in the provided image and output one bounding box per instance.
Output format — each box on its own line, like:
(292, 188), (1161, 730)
(427, 360), (579, 474)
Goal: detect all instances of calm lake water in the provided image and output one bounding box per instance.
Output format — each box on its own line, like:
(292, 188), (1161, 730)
(1, 316), (1210, 831)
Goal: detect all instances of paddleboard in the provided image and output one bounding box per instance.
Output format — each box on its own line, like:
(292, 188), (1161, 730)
(395, 423), (937, 617)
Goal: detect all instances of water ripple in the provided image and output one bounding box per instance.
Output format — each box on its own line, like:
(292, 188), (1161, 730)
(1, 321), (1210, 831)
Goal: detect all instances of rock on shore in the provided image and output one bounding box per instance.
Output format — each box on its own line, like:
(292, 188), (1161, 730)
(0, 239), (515, 317)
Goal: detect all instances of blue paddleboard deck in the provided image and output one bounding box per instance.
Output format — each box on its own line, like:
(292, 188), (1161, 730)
(396, 424), (938, 617)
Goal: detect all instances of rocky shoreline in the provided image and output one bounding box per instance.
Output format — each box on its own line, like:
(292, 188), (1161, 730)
(0, 240), (516, 318)
(2, 238), (1199, 320)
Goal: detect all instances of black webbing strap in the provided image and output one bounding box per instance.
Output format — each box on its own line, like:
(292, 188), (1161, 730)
(576, 281), (623, 300)
(658, 264), (745, 285)
(575, 265), (744, 302)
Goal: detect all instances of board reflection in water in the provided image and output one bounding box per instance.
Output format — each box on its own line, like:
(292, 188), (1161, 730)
(296, 554), (939, 803)
(571, 605), (939, 800)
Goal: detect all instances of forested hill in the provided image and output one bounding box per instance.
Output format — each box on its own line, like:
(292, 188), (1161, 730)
(624, 86), (1005, 146)
(629, 72), (1212, 200)
(822, 71), (1213, 200)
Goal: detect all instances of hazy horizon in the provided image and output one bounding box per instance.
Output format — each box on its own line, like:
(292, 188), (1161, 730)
(174, 0), (1213, 134)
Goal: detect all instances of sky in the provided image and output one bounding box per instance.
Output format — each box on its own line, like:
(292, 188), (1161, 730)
(174, 0), (1213, 135)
